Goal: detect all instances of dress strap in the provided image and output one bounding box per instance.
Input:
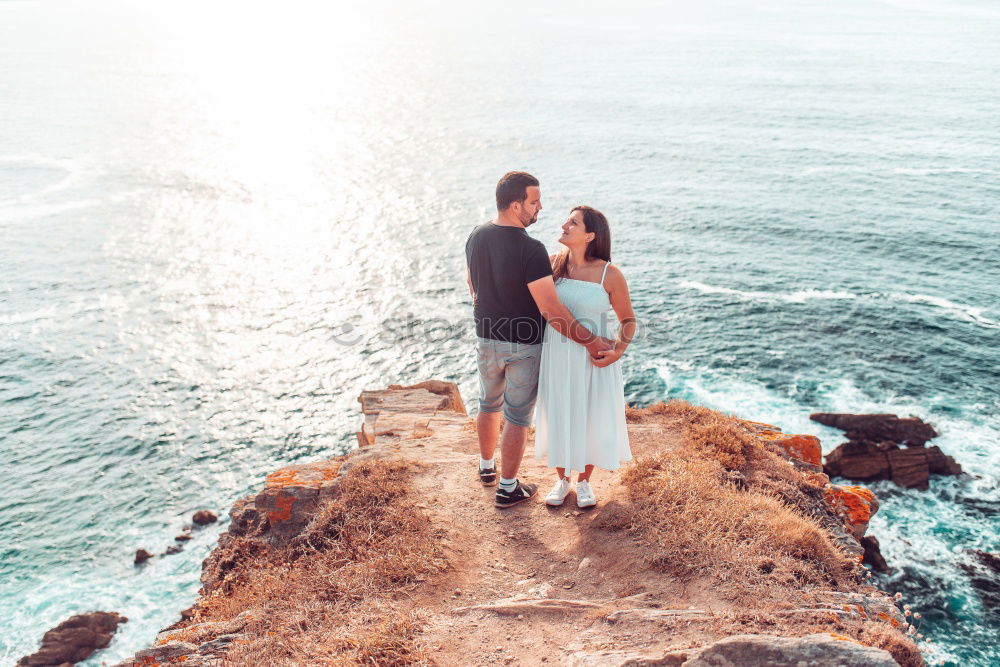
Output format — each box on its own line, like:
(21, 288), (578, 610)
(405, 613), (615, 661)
(600, 261), (610, 286)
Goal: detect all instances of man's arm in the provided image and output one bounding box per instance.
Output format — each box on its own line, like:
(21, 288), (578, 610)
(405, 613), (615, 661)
(467, 268), (475, 302)
(527, 276), (613, 357)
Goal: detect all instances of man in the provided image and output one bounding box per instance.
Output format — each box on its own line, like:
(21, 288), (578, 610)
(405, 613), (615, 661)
(465, 171), (614, 508)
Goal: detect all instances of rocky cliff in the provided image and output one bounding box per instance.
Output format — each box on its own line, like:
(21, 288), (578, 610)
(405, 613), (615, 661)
(110, 381), (924, 666)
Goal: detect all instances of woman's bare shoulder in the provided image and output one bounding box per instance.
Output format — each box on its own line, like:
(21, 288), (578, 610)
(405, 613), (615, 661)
(604, 263), (628, 287)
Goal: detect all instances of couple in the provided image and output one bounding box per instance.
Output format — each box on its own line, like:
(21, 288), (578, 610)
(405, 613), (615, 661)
(465, 171), (636, 509)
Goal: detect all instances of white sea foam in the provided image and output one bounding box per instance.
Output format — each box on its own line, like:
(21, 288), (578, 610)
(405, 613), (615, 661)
(893, 167), (997, 176)
(677, 280), (856, 303)
(654, 363), (843, 440)
(654, 366), (999, 476)
(800, 165), (996, 177)
(677, 280), (1000, 328)
(0, 199), (102, 223)
(888, 292), (1000, 329)
(0, 154), (81, 206)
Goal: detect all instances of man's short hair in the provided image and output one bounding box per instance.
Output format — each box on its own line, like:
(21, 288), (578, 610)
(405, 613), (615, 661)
(496, 171), (539, 210)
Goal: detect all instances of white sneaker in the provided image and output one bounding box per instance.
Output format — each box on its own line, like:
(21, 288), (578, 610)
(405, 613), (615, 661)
(576, 480), (597, 508)
(545, 478), (571, 506)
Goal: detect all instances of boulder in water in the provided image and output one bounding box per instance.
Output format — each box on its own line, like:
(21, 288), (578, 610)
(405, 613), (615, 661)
(17, 611), (127, 666)
(192, 510), (218, 526)
(810, 413), (938, 445)
(813, 412), (961, 489)
(861, 535), (890, 573)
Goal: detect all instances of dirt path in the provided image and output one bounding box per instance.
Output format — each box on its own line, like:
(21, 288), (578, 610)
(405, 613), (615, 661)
(367, 390), (731, 666)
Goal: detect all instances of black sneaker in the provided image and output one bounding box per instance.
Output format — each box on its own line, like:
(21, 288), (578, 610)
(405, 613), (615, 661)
(479, 465), (497, 486)
(495, 480), (538, 508)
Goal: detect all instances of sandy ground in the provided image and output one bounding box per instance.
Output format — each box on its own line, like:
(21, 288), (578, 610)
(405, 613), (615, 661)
(378, 401), (735, 666)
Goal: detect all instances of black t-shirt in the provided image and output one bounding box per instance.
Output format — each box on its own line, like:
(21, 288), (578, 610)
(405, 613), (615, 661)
(465, 223), (553, 344)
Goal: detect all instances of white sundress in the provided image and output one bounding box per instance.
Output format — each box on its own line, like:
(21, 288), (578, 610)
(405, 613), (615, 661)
(534, 262), (632, 472)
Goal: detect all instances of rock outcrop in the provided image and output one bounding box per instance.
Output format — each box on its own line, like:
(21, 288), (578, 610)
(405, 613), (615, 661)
(108, 384), (918, 666)
(810, 413), (938, 445)
(813, 412), (961, 489)
(862, 535), (891, 573)
(17, 611), (127, 666)
(595, 632), (900, 667)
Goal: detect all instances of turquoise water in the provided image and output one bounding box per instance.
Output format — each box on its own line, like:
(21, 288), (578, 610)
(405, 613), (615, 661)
(1, 0), (997, 665)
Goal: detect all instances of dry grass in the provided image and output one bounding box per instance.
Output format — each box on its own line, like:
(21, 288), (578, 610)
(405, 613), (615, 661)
(603, 448), (854, 603)
(859, 620), (926, 667)
(186, 458), (446, 666)
(608, 400), (857, 602)
(607, 400), (924, 662)
(626, 400), (766, 471)
(627, 400), (849, 538)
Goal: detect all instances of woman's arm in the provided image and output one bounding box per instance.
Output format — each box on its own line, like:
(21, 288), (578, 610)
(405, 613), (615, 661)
(593, 264), (635, 368)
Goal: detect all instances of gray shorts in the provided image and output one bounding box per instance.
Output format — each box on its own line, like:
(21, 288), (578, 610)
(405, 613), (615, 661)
(476, 337), (542, 427)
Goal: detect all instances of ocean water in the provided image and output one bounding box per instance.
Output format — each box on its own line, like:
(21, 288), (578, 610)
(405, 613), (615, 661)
(1, 0), (997, 665)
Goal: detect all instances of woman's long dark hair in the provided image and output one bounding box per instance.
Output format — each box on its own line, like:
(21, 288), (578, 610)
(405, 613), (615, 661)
(552, 205), (612, 281)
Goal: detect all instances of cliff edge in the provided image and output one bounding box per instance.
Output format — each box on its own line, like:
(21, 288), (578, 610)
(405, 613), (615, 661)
(114, 381), (923, 666)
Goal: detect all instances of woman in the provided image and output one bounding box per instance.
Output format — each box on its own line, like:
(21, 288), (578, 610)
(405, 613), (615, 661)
(533, 206), (635, 508)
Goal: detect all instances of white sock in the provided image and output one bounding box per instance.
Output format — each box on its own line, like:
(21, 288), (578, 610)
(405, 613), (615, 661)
(499, 476), (517, 491)
(479, 457), (495, 470)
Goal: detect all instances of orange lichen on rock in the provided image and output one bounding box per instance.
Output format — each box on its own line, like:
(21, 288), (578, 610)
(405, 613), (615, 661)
(825, 486), (876, 524)
(265, 460), (343, 489)
(876, 612), (902, 628)
(761, 433), (823, 465)
(265, 492), (295, 523)
(823, 484), (879, 541)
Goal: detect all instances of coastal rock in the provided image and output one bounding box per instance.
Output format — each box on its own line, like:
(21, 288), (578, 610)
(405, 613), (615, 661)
(227, 497), (265, 538)
(761, 433), (822, 466)
(192, 510), (218, 525)
(959, 550), (1000, 620)
(156, 608), (260, 646)
(887, 447), (931, 490)
(823, 441), (892, 481)
(926, 445), (963, 475)
(17, 611), (127, 666)
(818, 413), (961, 489)
(134, 549), (153, 564)
(120, 383), (917, 666)
(740, 420), (783, 435)
(861, 535), (890, 573)
(255, 458), (345, 543)
(386, 379), (466, 414)
(826, 523), (866, 559)
(810, 413), (938, 445)
(824, 484), (879, 540)
(200, 383), (465, 596)
(164, 544), (183, 555)
(775, 591), (904, 628)
(682, 633), (898, 667)
(133, 640), (199, 665)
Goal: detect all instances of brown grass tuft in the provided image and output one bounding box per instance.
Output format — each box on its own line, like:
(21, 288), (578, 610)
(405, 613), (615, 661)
(186, 458), (446, 665)
(602, 447), (854, 604)
(627, 400), (767, 471)
(858, 621), (925, 667)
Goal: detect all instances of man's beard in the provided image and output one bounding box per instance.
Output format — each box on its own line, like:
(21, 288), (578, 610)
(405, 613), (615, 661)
(523, 211), (538, 228)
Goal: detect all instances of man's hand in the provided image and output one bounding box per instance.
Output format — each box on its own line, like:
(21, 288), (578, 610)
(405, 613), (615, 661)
(591, 347), (622, 368)
(586, 336), (615, 361)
